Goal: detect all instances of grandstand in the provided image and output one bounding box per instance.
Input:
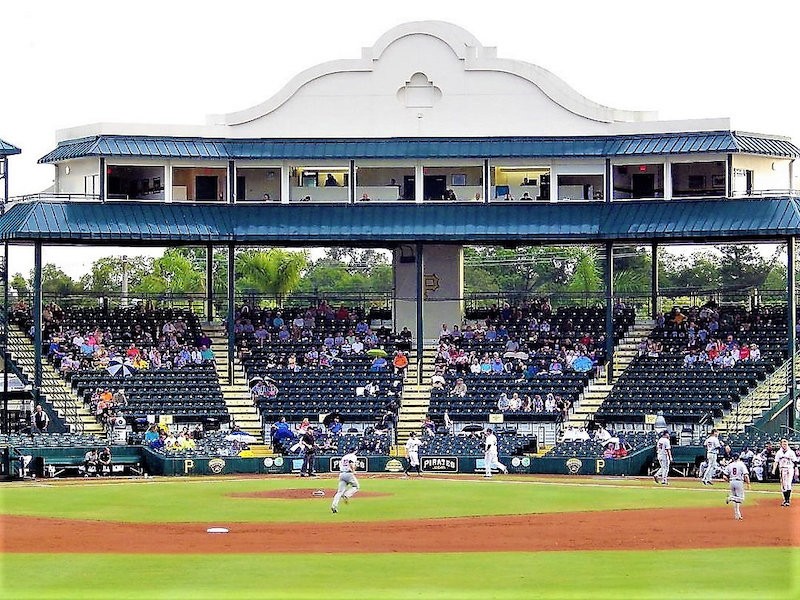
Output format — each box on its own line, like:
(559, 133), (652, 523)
(1, 21), (799, 477)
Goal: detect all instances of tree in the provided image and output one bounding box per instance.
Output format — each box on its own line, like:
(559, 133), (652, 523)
(134, 250), (204, 296)
(566, 247), (602, 294)
(235, 249), (307, 296)
(36, 264), (82, 296)
(80, 256), (151, 294)
(10, 273), (29, 300)
(717, 244), (778, 290)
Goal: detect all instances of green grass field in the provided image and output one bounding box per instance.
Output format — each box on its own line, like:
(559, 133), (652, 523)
(1, 475), (796, 599)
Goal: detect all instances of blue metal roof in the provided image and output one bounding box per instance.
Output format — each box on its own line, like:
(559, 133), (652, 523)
(38, 132), (800, 163)
(1, 198), (799, 244)
(0, 138), (21, 157)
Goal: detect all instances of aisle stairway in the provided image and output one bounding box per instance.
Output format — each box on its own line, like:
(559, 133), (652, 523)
(395, 344), (437, 444)
(566, 318), (654, 428)
(6, 326), (104, 434)
(714, 353), (799, 434)
(203, 323), (263, 440)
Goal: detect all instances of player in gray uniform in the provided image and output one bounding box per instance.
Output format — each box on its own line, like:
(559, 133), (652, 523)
(653, 430), (672, 485)
(701, 428), (722, 485)
(331, 449), (360, 513)
(772, 438), (798, 506)
(723, 453), (750, 520)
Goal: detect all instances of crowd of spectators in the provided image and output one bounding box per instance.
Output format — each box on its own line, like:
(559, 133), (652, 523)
(20, 303), (217, 378)
(643, 303), (766, 370)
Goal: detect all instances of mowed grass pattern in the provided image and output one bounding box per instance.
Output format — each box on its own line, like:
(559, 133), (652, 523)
(0, 475), (737, 523)
(2, 548), (796, 600)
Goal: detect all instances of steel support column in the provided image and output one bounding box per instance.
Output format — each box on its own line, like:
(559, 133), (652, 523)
(99, 157), (106, 202)
(605, 242), (615, 384)
(33, 242), (42, 404)
(416, 243), (424, 385)
(227, 243), (235, 384)
(228, 160), (236, 203)
(788, 237), (796, 430)
(2, 242), (8, 433)
(206, 244), (214, 321)
(349, 160), (356, 204)
(2, 157), (8, 205)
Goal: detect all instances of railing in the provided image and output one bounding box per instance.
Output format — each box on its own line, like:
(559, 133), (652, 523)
(6, 193), (101, 203)
(3, 189), (796, 209)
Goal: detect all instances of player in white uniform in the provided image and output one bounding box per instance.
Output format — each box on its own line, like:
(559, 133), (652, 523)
(723, 454), (750, 520)
(749, 450), (765, 481)
(483, 428), (508, 478)
(771, 438), (798, 506)
(404, 431), (423, 477)
(331, 450), (359, 513)
(701, 429), (722, 485)
(653, 430), (672, 485)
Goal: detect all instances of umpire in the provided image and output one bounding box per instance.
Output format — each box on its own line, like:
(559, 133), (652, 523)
(300, 427), (317, 477)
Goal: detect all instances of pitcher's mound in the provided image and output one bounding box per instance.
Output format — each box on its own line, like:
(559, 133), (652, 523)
(229, 489), (392, 500)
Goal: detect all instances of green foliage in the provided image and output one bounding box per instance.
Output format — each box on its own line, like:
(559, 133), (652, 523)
(566, 247), (602, 294)
(133, 250), (204, 295)
(79, 256), (152, 293)
(35, 263), (82, 296)
(297, 248), (391, 294)
(10, 273), (28, 299)
(236, 248), (307, 295)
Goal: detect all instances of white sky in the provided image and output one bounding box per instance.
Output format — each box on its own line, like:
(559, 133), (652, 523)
(1, 0), (798, 278)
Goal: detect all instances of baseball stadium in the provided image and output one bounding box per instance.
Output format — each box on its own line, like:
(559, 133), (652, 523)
(1, 20), (798, 600)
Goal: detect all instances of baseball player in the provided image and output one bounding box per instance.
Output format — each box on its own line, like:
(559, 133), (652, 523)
(771, 438), (798, 506)
(653, 430), (672, 485)
(750, 450), (766, 482)
(701, 428), (722, 485)
(483, 428), (508, 478)
(331, 448), (360, 513)
(723, 453), (750, 520)
(404, 431), (423, 477)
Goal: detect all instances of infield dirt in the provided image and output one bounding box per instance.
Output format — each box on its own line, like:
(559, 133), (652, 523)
(2, 500), (795, 554)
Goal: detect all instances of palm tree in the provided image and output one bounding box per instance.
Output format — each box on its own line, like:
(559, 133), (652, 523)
(235, 249), (307, 300)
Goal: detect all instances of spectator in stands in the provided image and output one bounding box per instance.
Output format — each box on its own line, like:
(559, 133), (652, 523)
(271, 417), (295, 448)
(595, 425), (612, 445)
(422, 415), (436, 437)
(602, 443), (616, 459)
(497, 392), (511, 412)
(31, 404), (50, 434)
(370, 355), (388, 371)
(143, 425), (159, 445)
(392, 351), (409, 377)
(509, 393), (522, 411)
(450, 377), (467, 398)
(201, 345), (215, 363)
(327, 416), (343, 436)
(431, 369), (446, 390)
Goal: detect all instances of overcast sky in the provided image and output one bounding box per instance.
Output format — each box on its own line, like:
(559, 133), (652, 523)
(1, 0), (798, 277)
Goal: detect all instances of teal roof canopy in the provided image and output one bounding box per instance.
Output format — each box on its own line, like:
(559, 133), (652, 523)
(38, 132), (800, 163)
(0, 138), (21, 157)
(1, 198), (798, 245)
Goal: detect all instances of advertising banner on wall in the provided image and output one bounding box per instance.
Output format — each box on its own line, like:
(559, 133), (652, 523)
(420, 456), (459, 473)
